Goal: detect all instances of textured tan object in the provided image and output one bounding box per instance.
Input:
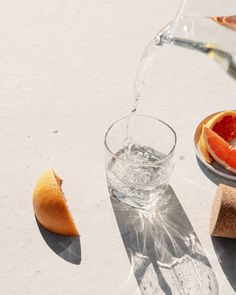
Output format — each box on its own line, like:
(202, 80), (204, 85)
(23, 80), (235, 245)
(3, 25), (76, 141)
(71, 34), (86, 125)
(209, 184), (236, 238)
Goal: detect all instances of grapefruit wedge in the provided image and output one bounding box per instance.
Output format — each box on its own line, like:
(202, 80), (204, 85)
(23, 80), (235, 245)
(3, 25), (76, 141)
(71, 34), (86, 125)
(203, 126), (236, 174)
(199, 110), (236, 163)
(33, 169), (79, 236)
(211, 15), (236, 31)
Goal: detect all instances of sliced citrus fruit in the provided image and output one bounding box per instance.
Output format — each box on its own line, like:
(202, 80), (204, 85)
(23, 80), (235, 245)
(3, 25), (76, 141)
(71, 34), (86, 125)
(33, 169), (79, 236)
(203, 126), (236, 174)
(199, 110), (236, 163)
(211, 15), (236, 30)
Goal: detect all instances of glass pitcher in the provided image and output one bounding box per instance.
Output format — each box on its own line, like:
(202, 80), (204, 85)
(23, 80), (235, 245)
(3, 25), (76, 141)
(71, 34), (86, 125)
(134, 0), (236, 103)
(157, 0), (236, 79)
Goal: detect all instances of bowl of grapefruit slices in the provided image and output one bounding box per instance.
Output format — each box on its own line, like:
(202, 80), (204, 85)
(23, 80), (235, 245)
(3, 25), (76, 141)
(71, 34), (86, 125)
(194, 110), (236, 180)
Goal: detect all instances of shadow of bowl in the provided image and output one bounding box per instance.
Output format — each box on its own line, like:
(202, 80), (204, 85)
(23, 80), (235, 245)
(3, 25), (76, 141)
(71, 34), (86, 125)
(36, 217), (81, 265)
(196, 157), (236, 188)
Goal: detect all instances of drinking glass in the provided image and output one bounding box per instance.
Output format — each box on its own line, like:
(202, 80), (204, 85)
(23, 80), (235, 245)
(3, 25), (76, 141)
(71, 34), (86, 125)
(104, 115), (176, 210)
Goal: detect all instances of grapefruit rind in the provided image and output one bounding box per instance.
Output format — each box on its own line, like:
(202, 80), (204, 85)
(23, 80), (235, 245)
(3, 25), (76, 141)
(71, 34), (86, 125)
(199, 126), (213, 163)
(33, 169), (79, 236)
(203, 126), (236, 174)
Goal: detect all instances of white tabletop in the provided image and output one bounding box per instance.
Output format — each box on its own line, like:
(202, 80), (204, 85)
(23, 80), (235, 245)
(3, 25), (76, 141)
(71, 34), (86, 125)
(1, 1), (236, 294)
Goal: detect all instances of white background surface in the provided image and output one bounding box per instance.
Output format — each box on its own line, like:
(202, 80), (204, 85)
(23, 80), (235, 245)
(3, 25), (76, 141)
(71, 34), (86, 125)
(0, 0), (235, 294)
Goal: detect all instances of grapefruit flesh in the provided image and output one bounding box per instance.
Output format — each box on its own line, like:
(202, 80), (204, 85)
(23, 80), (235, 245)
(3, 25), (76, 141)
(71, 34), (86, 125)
(199, 111), (236, 163)
(33, 169), (79, 236)
(203, 126), (236, 174)
(212, 114), (236, 141)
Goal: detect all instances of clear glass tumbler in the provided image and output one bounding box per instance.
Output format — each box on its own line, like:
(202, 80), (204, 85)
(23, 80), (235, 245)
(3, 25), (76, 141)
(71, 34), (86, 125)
(104, 115), (177, 210)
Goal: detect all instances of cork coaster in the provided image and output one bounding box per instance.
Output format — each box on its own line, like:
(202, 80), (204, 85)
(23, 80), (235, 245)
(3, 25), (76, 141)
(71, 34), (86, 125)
(209, 184), (236, 239)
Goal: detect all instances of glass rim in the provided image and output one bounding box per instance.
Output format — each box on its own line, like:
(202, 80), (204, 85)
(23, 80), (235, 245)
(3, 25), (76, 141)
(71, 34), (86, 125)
(104, 114), (177, 166)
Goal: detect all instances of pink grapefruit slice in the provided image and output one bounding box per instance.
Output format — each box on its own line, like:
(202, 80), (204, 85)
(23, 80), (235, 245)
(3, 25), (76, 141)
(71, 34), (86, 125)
(203, 126), (236, 174)
(199, 110), (236, 163)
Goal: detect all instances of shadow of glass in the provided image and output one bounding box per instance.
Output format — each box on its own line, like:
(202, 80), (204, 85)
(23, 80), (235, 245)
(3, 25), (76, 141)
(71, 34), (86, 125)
(212, 237), (236, 292)
(196, 158), (236, 188)
(111, 186), (218, 294)
(36, 217), (81, 265)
